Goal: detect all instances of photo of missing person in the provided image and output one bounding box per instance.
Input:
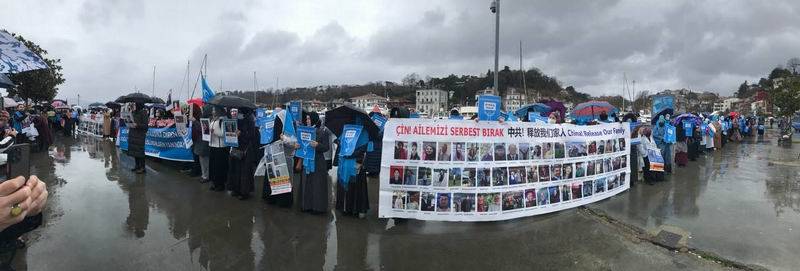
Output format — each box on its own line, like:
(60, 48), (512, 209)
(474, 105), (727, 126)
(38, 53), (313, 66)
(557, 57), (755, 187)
(392, 191), (406, 209)
(394, 142), (408, 159)
(530, 144), (542, 160)
(588, 141), (597, 155)
(619, 173), (627, 187)
(621, 155), (628, 168)
(406, 191), (420, 210)
(466, 143), (480, 161)
(477, 193), (502, 212)
(519, 143), (530, 160)
(508, 167), (525, 185)
(525, 189), (537, 207)
(583, 181), (594, 197)
(604, 158), (612, 173)
(404, 167), (417, 185)
(462, 168), (476, 187)
(409, 142), (421, 160)
(506, 143), (521, 160)
(480, 143), (494, 161)
(492, 167), (508, 186)
(422, 142), (437, 160)
(571, 183), (583, 200)
(526, 166), (538, 183)
(595, 159), (604, 174)
(390, 166), (404, 185)
(493, 143), (507, 161)
(432, 168), (448, 187)
(537, 188), (549, 206)
(417, 167), (432, 186)
(554, 142), (565, 159)
(586, 160), (596, 176)
(597, 140), (605, 155)
(612, 139), (619, 152)
(538, 165), (550, 182)
(607, 175), (620, 190)
(561, 184), (571, 201)
(619, 138), (627, 152)
(502, 191), (524, 211)
(477, 168), (491, 187)
(562, 163), (573, 180)
(436, 193), (452, 212)
(548, 186), (561, 204)
(575, 162), (586, 178)
(420, 192), (436, 211)
(438, 142), (452, 161)
(595, 178), (607, 193)
(448, 168), (463, 187)
(612, 157), (621, 171)
(550, 164), (563, 181)
(542, 142), (554, 159)
(452, 142), (466, 161)
(605, 139), (613, 153)
(566, 142), (587, 157)
(453, 193), (476, 212)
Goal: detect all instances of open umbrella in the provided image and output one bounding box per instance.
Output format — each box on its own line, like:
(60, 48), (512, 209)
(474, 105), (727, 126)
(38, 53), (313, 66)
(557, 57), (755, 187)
(541, 99), (566, 122)
(672, 113), (701, 126)
(651, 108), (674, 125)
(3, 97), (17, 108)
(324, 104), (381, 140)
(88, 102), (105, 108)
(570, 101), (619, 123)
(186, 98), (204, 107)
(150, 96), (165, 104)
(105, 102), (121, 109)
(116, 93), (155, 104)
(207, 95), (256, 109)
(0, 73), (13, 89)
(0, 30), (49, 73)
(513, 103), (551, 119)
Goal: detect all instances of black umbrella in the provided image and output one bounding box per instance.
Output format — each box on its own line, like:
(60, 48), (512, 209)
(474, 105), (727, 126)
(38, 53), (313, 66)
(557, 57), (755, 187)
(88, 102), (105, 108)
(651, 108), (674, 125)
(0, 73), (13, 89)
(324, 104), (381, 140)
(105, 101), (121, 109)
(116, 93), (155, 104)
(207, 95), (256, 109)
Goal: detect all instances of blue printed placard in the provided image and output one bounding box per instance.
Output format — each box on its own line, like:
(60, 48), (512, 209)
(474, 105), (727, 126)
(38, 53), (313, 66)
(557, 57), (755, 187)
(478, 95), (502, 121)
(259, 114), (276, 144)
(682, 121), (693, 137)
(339, 125), (363, 156)
(665, 124), (676, 143)
(371, 114), (387, 132)
(295, 125), (316, 159)
(289, 101), (302, 124)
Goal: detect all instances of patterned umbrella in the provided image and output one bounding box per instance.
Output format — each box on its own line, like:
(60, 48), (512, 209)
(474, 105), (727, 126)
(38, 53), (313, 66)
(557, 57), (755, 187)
(672, 113), (701, 126)
(570, 101), (619, 123)
(0, 30), (48, 73)
(513, 103), (551, 119)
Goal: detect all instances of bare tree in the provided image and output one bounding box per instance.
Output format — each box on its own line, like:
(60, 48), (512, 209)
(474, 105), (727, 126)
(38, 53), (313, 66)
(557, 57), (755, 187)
(787, 57), (800, 74)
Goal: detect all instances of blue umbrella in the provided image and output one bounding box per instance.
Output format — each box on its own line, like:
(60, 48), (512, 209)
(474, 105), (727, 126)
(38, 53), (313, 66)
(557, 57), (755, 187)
(0, 30), (49, 73)
(513, 103), (551, 119)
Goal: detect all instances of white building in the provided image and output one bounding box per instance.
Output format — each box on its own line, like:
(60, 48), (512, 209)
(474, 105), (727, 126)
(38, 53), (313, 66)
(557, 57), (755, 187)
(416, 89), (449, 116)
(350, 93), (386, 111)
(503, 88), (527, 112)
(713, 97), (741, 112)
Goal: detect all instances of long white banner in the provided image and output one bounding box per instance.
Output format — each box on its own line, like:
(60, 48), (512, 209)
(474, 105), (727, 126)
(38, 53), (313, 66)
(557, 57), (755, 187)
(379, 119), (630, 222)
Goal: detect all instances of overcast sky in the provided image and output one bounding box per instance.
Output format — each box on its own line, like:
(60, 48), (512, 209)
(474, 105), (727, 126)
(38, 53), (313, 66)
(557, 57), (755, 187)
(3, 0), (799, 103)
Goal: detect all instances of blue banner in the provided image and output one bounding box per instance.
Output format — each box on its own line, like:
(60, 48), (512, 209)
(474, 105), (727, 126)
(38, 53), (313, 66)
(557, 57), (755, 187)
(295, 125), (316, 159)
(259, 114), (276, 144)
(449, 115), (464, 120)
(665, 124), (676, 143)
(117, 126), (194, 162)
(339, 125), (363, 156)
(289, 101), (302, 124)
(371, 114), (387, 132)
(652, 95), (674, 116)
(478, 95), (502, 121)
(683, 121), (693, 137)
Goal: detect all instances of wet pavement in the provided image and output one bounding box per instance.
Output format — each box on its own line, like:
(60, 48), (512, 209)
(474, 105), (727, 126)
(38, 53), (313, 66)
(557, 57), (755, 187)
(593, 130), (800, 271)
(10, 134), (774, 270)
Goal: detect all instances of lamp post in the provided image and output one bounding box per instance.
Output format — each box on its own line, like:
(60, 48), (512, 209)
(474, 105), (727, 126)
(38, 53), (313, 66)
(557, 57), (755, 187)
(490, 0), (500, 94)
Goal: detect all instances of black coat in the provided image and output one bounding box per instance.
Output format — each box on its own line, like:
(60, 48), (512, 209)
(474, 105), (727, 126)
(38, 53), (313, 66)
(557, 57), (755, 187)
(128, 109), (149, 158)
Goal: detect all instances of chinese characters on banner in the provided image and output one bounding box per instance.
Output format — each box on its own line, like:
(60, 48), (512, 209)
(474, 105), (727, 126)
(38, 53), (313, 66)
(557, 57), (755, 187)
(379, 119), (631, 222)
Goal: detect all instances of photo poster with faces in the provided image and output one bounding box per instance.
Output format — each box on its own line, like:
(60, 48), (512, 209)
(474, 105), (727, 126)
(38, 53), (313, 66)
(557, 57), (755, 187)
(200, 118), (211, 141)
(223, 119), (239, 147)
(122, 103), (135, 125)
(256, 140), (292, 195)
(379, 119), (631, 222)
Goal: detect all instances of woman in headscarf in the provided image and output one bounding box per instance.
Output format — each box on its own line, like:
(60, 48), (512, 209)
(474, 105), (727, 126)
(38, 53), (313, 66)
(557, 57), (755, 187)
(636, 126), (663, 184)
(127, 103), (149, 174)
(227, 108), (259, 200)
(703, 119), (716, 151)
(191, 105), (211, 183)
(652, 115), (672, 172)
(208, 107), (230, 191)
(298, 111), (331, 213)
(674, 120), (689, 167)
(263, 108), (292, 207)
(712, 117), (723, 149)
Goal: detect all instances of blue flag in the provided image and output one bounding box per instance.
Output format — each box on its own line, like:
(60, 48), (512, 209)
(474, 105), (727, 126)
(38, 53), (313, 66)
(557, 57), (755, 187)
(282, 109), (296, 140)
(201, 76), (215, 102)
(295, 126), (316, 159)
(478, 95), (502, 121)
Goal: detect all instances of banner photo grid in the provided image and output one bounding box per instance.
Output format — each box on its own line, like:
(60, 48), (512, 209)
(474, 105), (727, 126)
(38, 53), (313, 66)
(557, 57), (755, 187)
(379, 119), (631, 222)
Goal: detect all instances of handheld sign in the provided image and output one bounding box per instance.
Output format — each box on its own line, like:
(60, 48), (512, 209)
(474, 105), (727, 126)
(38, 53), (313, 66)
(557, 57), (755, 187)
(665, 123), (676, 143)
(295, 126), (316, 159)
(339, 125), (363, 156)
(223, 119), (238, 147)
(260, 114), (276, 144)
(478, 95), (502, 121)
(289, 101), (302, 124)
(682, 121), (693, 137)
(371, 114), (387, 133)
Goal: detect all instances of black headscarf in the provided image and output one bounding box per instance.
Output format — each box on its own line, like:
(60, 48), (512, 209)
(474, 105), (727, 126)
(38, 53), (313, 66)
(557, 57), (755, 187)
(302, 111), (321, 128)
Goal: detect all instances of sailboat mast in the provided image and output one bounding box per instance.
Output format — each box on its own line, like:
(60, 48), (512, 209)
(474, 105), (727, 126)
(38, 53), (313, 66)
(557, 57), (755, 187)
(520, 40), (528, 103)
(152, 65), (156, 96)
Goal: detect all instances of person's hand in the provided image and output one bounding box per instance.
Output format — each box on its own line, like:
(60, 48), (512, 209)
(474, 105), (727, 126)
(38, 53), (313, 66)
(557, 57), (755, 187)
(498, 118), (505, 124)
(6, 129), (17, 137)
(310, 141), (319, 147)
(236, 130), (241, 137)
(294, 143), (301, 149)
(24, 176), (47, 216)
(0, 177), (32, 231)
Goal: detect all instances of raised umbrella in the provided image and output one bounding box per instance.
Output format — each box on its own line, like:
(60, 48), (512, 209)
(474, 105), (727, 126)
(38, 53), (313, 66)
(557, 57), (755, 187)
(88, 102), (105, 108)
(207, 95), (256, 109)
(651, 108), (674, 125)
(570, 100), (619, 123)
(150, 96), (165, 104)
(186, 98), (204, 107)
(513, 103), (551, 119)
(541, 99), (566, 122)
(672, 113), (702, 127)
(3, 97), (18, 108)
(324, 104), (381, 140)
(0, 73), (13, 89)
(115, 93), (156, 104)
(0, 30), (49, 73)
(105, 102), (121, 109)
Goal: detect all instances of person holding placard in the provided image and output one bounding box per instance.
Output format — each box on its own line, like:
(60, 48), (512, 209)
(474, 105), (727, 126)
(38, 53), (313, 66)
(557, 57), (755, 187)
(127, 103), (149, 174)
(297, 111), (330, 213)
(227, 108), (259, 200)
(208, 107), (230, 191)
(191, 105), (211, 183)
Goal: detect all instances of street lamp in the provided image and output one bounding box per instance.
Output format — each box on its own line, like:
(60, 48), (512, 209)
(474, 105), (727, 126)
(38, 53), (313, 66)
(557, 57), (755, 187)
(490, 0), (500, 95)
